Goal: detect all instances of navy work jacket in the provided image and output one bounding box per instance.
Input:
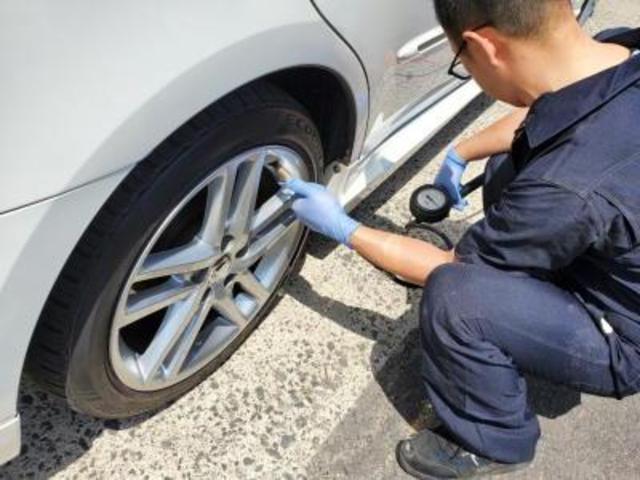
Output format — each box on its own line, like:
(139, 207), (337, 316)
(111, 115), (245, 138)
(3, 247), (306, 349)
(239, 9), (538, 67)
(456, 27), (640, 394)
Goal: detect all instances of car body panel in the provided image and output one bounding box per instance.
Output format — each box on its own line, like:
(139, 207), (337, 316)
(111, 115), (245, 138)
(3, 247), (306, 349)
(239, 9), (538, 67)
(0, 168), (130, 465)
(0, 416), (21, 467)
(0, 0), (368, 214)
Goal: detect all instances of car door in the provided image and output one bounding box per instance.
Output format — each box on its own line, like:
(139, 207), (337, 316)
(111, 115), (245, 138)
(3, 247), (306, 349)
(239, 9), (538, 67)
(312, 0), (457, 159)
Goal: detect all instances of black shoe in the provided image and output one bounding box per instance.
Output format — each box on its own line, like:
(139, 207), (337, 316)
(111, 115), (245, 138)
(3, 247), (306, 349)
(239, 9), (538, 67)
(396, 429), (530, 479)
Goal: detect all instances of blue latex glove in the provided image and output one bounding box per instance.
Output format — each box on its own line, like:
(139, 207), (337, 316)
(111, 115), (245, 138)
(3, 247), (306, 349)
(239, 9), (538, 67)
(434, 147), (469, 211)
(284, 179), (361, 247)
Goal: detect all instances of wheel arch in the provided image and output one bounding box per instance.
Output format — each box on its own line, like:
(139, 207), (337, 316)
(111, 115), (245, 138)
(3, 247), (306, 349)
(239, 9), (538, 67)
(0, 16), (369, 213)
(127, 64), (361, 180)
(265, 66), (358, 168)
(73, 38), (368, 198)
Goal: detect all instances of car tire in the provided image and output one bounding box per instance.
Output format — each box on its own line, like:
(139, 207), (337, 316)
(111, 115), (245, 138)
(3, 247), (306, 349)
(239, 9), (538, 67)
(26, 81), (323, 418)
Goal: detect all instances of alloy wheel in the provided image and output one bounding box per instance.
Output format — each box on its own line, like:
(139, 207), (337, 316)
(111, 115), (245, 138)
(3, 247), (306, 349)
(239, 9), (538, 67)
(109, 146), (309, 391)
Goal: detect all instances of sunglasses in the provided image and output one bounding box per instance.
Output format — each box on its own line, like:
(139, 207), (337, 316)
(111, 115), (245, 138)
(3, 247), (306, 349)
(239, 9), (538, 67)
(447, 22), (492, 81)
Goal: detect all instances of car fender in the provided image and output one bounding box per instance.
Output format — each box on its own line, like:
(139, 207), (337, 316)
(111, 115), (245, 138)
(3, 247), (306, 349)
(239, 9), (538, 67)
(0, 0), (368, 213)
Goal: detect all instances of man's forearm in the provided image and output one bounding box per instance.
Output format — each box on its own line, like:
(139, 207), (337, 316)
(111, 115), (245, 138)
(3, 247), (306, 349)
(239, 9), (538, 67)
(350, 226), (455, 286)
(455, 108), (528, 161)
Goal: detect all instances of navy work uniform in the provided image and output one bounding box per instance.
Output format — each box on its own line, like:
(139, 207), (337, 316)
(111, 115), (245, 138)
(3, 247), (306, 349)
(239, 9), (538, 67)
(420, 28), (640, 464)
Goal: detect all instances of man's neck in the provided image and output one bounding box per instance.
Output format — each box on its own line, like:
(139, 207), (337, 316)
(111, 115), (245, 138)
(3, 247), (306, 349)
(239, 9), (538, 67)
(517, 27), (631, 105)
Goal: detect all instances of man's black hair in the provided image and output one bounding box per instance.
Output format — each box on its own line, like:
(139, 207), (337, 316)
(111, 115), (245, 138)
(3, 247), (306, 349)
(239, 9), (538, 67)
(434, 0), (565, 44)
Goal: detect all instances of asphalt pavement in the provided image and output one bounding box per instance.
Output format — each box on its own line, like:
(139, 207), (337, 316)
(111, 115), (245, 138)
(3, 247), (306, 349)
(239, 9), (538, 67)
(2, 1), (640, 478)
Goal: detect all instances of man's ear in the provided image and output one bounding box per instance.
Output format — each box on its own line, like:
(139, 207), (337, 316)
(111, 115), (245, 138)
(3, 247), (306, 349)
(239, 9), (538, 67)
(462, 29), (502, 68)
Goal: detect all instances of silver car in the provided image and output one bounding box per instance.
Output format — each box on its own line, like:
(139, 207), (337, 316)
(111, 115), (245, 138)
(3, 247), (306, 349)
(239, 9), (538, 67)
(0, 0), (595, 464)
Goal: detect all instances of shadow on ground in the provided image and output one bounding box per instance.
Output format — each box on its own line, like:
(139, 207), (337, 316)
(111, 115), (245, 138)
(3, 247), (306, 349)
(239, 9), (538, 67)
(371, 330), (582, 427)
(289, 268), (582, 423)
(294, 270), (582, 479)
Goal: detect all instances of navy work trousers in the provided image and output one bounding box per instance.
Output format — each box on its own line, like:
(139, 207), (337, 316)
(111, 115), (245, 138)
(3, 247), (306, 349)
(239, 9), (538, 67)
(419, 154), (620, 463)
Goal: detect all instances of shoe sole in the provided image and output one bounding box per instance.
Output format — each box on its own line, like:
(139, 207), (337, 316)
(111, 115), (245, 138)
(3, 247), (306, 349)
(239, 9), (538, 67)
(395, 442), (531, 479)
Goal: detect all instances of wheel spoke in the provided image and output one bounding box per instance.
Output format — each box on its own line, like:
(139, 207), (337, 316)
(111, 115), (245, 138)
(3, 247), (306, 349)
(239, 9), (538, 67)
(136, 240), (217, 282)
(227, 151), (266, 242)
(213, 294), (248, 328)
(199, 169), (236, 248)
(164, 295), (214, 379)
(233, 220), (298, 273)
(120, 281), (199, 328)
(137, 291), (203, 383)
(236, 272), (270, 304)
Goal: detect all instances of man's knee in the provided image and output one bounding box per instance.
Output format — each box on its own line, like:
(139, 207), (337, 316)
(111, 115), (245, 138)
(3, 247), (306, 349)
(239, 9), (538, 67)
(421, 263), (473, 338)
(423, 263), (466, 303)
(421, 263), (496, 341)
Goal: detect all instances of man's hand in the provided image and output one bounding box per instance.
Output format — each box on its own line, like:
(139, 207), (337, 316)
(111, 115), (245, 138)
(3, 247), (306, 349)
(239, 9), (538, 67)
(285, 179), (361, 246)
(435, 147), (469, 211)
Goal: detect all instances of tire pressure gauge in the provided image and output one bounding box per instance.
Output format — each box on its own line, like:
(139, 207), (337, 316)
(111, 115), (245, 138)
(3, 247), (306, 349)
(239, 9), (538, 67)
(410, 184), (453, 224)
(408, 173), (485, 224)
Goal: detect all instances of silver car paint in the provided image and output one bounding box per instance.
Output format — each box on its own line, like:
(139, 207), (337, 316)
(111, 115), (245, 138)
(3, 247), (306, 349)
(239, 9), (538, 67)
(0, 169), (130, 465)
(0, 0), (369, 213)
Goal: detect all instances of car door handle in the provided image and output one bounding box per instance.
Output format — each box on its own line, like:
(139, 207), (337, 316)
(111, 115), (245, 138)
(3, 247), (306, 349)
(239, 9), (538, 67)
(397, 27), (447, 62)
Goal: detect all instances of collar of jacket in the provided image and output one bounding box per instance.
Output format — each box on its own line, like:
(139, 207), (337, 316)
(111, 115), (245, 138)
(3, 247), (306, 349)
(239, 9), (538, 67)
(523, 27), (640, 149)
